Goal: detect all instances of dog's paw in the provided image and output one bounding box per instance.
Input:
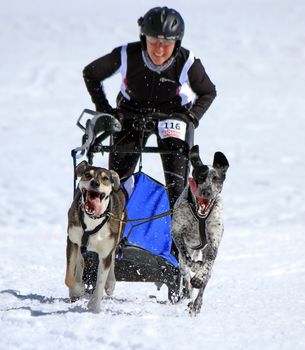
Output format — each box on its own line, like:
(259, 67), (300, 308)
(105, 284), (115, 296)
(188, 299), (202, 316)
(190, 275), (204, 289)
(87, 298), (101, 313)
(69, 283), (85, 301)
(187, 301), (196, 317)
(69, 296), (80, 303)
(105, 278), (116, 296)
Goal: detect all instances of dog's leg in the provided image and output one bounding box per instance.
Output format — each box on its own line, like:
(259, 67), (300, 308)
(69, 250), (85, 301)
(105, 254), (116, 296)
(188, 286), (205, 316)
(172, 230), (204, 273)
(87, 252), (113, 312)
(65, 237), (85, 301)
(73, 249), (85, 293)
(65, 237), (78, 289)
(179, 258), (193, 299)
(190, 245), (217, 289)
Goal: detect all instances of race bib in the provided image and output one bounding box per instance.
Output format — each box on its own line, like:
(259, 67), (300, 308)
(158, 119), (187, 141)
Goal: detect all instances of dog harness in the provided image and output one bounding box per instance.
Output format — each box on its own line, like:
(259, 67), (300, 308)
(79, 199), (111, 257)
(187, 188), (215, 250)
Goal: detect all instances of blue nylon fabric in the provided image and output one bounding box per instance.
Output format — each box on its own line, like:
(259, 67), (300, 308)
(123, 173), (178, 267)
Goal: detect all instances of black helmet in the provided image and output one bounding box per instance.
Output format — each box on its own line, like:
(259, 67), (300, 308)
(138, 7), (185, 55)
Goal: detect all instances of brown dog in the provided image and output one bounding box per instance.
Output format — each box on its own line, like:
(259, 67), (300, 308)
(65, 161), (126, 312)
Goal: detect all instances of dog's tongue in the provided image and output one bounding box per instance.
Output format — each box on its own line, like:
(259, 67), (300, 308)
(86, 193), (103, 216)
(88, 198), (101, 211)
(197, 197), (207, 208)
(197, 197), (210, 212)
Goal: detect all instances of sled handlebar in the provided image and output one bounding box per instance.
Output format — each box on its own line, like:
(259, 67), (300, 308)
(72, 109), (194, 163)
(76, 109), (191, 132)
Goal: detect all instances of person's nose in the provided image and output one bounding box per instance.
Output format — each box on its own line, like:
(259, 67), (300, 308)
(155, 41), (164, 50)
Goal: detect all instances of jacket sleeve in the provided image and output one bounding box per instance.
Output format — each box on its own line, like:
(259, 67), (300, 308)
(83, 47), (121, 112)
(187, 58), (217, 122)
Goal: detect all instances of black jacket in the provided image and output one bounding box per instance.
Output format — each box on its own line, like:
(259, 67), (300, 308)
(83, 42), (216, 125)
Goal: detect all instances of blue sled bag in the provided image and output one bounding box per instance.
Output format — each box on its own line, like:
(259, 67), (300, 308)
(122, 172), (178, 267)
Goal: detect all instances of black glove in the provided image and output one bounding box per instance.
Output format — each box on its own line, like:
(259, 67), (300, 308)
(170, 112), (199, 128)
(96, 105), (124, 124)
(186, 111), (199, 128)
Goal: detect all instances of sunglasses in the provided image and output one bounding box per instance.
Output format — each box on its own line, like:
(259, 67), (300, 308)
(146, 36), (176, 47)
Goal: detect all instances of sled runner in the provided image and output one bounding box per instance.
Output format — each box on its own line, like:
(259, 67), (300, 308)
(71, 109), (193, 301)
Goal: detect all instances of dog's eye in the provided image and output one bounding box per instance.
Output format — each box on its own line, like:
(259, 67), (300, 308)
(84, 172), (92, 179)
(102, 176), (109, 181)
(197, 174), (206, 183)
(212, 176), (220, 183)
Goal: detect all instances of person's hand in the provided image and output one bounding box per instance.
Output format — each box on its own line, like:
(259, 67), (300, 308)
(96, 105), (124, 124)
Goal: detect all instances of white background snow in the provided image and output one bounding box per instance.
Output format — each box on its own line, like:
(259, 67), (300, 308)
(1, 0), (305, 349)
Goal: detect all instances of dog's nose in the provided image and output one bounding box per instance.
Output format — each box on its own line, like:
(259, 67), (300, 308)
(90, 179), (100, 189)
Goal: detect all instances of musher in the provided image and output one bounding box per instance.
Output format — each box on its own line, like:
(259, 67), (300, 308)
(83, 6), (216, 208)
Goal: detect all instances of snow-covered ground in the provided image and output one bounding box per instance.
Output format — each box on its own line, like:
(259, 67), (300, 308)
(1, 0), (305, 349)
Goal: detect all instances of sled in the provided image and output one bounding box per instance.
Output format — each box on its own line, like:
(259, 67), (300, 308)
(71, 109), (193, 301)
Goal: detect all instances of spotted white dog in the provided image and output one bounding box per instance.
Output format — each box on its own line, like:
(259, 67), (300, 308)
(172, 145), (229, 315)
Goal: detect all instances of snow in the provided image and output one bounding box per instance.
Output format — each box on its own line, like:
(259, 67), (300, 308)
(1, 0), (305, 349)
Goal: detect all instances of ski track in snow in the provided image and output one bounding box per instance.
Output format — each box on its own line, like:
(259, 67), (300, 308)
(1, 0), (305, 349)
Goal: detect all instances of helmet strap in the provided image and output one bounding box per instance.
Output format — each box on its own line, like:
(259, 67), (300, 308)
(173, 40), (181, 56)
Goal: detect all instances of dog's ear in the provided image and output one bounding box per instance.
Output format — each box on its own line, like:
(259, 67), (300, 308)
(110, 170), (121, 191)
(75, 160), (89, 178)
(213, 152), (229, 179)
(189, 145), (203, 167)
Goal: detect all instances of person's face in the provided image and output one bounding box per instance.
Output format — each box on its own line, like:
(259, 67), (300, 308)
(146, 36), (176, 65)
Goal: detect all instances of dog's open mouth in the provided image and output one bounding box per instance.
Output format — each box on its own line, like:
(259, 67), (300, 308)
(196, 197), (213, 216)
(82, 189), (106, 217)
(189, 177), (214, 217)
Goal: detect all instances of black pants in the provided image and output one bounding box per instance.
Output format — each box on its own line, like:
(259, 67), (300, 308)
(108, 116), (194, 208)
